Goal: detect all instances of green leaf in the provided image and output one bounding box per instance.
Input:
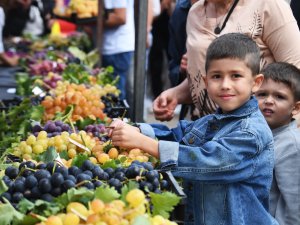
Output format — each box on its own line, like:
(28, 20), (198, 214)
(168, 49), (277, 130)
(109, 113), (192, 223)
(55, 187), (94, 207)
(30, 106), (44, 121)
(68, 46), (87, 61)
(71, 154), (89, 168)
(59, 150), (69, 160)
(85, 49), (99, 68)
(101, 159), (118, 169)
(120, 181), (139, 203)
(150, 192), (181, 219)
(14, 215), (39, 225)
(0, 201), (24, 225)
(94, 186), (120, 203)
(37, 146), (58, 163)
(17, 199), (35, 214)
(30, 200), (62, 217)
(0, 179), (8, 195)
(75, 117), (95, 130)
(132, 215), (151, 225)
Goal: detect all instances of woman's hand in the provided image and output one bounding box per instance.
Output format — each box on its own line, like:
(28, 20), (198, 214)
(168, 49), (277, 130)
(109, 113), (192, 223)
(153, 88), (178, 121)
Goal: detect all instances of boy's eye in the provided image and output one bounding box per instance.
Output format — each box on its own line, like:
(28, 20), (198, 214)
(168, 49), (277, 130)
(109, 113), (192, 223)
(211, 74), (221, 79)
(232, 74), (242, 78)
(255, 92), (266, 98)
(275, 95), (285, 100)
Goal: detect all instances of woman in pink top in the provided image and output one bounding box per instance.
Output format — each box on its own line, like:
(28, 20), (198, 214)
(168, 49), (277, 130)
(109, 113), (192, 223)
(153, 0), (300, 122)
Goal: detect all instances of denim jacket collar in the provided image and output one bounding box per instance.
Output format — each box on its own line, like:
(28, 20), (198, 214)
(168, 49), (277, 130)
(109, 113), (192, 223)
(214, 96), (258, 120)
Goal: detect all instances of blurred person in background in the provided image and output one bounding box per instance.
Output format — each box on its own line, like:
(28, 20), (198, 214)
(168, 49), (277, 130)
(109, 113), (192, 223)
(0, 6), (19, 66)
(291, 0), (300, 29)
(3, 0), (51, 38)
(168, 0), (198, 120)
(148, 0), (173, 99)
(102, 0), (135, 101)
(153, 0), (300, 125)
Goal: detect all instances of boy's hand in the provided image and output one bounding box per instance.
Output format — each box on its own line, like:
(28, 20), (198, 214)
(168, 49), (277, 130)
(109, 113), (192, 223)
(109, 120), (143, 150)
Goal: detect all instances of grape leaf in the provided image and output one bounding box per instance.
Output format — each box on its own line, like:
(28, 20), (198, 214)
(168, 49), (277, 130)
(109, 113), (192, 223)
(71, 154), (89, 168)
(30, 105), (44, 121)
(0, 179), (8, 195)
(94, 186), (120, 203)
(132, 215), (151, 225)
(75, 117), (95, 130)
(0, 200), (24, 225)
(120, 181), (139, 203)
(150, 192), (181, 219)
(37, 146), (58, 163)
(30, 200), (63, 217)
(17, 198), (35, 214)
(59, 150), (69, 160)
(55, 187), (94, 207)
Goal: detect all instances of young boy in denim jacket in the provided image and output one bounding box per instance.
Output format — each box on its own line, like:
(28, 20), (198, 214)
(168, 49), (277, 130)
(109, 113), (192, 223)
(109, 33), (278, 225)
(255, 62), (300, 225)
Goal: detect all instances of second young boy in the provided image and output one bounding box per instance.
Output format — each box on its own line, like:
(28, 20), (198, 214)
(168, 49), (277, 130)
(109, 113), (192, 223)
(255, 62), (300, 225)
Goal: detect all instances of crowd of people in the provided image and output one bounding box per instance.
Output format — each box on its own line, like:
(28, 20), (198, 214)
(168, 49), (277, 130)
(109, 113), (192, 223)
(0, 0), (299, 224)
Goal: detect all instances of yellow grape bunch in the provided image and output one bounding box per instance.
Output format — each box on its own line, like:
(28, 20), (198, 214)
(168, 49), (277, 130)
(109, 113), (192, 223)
(12, 131), (96, 164)
(92, 141), (152, 166)
(37, 189), (178, 225)
(41, 82), (106, 122)
(51, 81), (120, 97)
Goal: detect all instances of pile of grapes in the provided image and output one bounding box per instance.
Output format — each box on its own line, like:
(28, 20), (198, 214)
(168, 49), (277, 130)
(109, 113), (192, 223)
(84, 123), (109, 142)
(12, 130), (96, 161)
(32, 120), (73, 137)
(101, 93), (129, 118)
(0, 160), (169, 205)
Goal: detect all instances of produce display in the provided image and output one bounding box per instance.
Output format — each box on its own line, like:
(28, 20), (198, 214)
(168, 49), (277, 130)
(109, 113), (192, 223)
(0, 32), (185, 225)
(54, 0), (98, 19)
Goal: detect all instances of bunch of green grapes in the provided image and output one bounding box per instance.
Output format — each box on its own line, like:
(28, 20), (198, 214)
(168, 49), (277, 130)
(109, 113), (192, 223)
(12, 130), (96, 163)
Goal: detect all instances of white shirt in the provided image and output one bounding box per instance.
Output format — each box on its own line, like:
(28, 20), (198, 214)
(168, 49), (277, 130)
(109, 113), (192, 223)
(23, 5), (44, 36)
(0, 7), (4, 53)
(102, 0), (135, 55)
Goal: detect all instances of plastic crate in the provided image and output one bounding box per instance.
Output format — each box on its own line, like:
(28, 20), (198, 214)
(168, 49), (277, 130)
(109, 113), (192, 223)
(105, 99), (130, 118)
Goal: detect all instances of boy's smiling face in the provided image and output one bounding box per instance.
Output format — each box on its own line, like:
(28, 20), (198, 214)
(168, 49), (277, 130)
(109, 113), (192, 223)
(204, 58), (263, 113)
(255, 79), (300, 129)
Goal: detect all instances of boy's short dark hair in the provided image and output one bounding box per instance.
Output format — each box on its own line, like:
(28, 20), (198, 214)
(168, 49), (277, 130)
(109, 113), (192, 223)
(261, 62), (300, 101)
(205, 33), (260, 75)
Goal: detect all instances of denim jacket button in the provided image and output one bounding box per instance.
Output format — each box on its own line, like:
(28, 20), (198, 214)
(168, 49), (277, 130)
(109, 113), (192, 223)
(188, 137), (194, 144)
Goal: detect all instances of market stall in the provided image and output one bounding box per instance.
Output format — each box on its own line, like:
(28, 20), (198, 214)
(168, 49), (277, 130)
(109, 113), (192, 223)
(0, 1), (185, 224)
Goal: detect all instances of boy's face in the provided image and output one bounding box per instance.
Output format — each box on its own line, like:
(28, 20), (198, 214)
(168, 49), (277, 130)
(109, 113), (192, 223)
(255, 79), (300, 129)
(204, 58), (263, 113)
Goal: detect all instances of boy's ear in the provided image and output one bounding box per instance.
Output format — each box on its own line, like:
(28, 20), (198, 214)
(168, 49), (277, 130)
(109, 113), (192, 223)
(292, 101), (300, 116)
(252, 74), (264, 93)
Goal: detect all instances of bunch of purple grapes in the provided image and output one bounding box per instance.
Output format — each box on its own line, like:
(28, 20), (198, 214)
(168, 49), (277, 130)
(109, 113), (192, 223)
(84, 124), (109, 142)
(43, 74), (62, 89)
(0, 160), (170, 206)
(32, 120), (73, 138)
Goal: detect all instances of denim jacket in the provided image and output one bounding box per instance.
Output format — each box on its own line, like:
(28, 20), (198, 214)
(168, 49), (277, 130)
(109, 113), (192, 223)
(140, 97), (278, 225)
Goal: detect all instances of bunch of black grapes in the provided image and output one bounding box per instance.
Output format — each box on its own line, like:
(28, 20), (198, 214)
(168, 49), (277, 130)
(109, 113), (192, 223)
(101, 93), (128, 118)
(84, 124), (109, 142)
(0, 160), (170, 205)
(32, 120), (73, 137)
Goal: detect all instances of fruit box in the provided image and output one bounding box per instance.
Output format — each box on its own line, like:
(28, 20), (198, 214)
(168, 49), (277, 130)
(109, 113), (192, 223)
(108, 99), (130, 118)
